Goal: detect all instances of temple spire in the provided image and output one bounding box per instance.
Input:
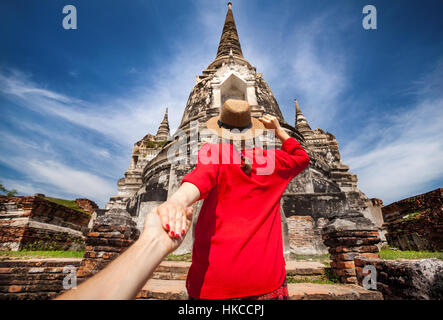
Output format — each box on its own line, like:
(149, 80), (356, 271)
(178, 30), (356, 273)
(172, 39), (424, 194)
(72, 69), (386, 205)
(294, 99), (312, 135)
(155, 108), (170, 141)
(216, 2), (244, 59)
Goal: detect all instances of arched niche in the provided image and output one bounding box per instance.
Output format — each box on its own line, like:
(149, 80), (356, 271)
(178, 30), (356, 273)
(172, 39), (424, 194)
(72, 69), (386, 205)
(220, 74), (247, 106)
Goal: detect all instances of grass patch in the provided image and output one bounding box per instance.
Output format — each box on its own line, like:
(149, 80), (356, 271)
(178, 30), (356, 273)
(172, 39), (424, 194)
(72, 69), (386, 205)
(143, 140), (168, 149)
(165, 252), (192, 262)
(286, 276), (336, 285)
(44, 197), (90, 215)
(0, 250), (84, 260)
(286, 268), (338, 285)
(402, 211), (421, 222)
(379, 246), (443, 260)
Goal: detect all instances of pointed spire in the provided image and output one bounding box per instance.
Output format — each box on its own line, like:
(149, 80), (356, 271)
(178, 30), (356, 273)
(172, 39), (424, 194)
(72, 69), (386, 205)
(294, 99), (312, 135)
(216, 2), (244, 59)
(155, 108), (170, 141)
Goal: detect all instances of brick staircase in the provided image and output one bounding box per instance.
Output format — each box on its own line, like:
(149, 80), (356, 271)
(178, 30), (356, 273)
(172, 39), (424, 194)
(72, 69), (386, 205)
(137, 260), (383, 300)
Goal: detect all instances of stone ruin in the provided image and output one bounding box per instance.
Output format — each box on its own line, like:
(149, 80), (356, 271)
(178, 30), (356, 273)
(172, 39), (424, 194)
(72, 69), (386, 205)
(381, 188), (442, 251)
(82, 3), (384, 283)
(0, 194), (95, 251)
(105, 108), (170, 211)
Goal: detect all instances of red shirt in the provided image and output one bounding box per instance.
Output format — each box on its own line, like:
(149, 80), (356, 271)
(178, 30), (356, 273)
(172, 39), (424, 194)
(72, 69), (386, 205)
(181, 137), (310, 299)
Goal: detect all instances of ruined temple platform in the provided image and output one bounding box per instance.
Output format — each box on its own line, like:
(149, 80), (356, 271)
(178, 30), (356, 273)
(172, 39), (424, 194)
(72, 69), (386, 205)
(138, 260), (382, 300)
(0, 258), (382, 300)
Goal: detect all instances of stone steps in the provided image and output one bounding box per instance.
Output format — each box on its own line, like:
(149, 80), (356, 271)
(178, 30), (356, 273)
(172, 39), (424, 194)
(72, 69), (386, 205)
(152, 260), (327, 280)
(136, 279), (383, 300)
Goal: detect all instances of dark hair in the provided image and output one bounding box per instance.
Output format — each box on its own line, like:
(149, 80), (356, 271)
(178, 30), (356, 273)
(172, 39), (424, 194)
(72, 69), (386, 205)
(230, 138), (253, 175)
(240, 156), (252, 175)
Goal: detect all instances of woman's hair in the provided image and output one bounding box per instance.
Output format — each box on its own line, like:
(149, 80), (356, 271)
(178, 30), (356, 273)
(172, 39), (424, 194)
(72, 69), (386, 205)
(240, 156), (252, 175)
(231, 138), (253, 175)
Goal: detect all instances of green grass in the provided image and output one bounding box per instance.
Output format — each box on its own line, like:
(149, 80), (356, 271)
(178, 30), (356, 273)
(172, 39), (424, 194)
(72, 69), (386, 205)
(0, 250), (84, 260)
(286, 268), (339, 285)
(286, 276), (336, 285)
(379, 246), (443, 260)
(402, 211), (421, 222)
(44, 197), (90, 215)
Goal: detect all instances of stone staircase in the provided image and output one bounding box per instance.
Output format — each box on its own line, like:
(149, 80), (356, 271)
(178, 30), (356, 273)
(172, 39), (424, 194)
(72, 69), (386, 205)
(137, 260), (383, 300)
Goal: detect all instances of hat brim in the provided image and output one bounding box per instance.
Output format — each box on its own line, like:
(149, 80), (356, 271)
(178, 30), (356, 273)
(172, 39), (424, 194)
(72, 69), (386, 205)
(205, 116), (266, 141)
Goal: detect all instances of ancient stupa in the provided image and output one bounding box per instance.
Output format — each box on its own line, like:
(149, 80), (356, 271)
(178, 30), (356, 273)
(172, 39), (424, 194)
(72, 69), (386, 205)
(102, 2), (383, 256)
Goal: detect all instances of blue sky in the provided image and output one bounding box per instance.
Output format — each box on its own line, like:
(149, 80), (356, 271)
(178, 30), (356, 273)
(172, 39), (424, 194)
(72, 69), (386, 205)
(0, 0), (442, 207)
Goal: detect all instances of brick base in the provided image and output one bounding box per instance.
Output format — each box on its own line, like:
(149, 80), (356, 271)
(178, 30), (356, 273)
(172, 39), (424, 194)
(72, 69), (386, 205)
(0, 259), (81, 300)
(287, 216), (328, 255)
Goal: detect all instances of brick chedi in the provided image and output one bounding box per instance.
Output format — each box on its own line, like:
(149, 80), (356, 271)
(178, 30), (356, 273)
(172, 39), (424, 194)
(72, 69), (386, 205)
(106, 108), (170, 210)
(155, 107), (170, 142)
(98, 3), (382, 261)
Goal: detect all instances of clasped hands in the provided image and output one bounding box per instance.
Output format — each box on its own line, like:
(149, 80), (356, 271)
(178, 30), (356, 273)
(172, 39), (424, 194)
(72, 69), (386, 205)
(140, 201), (194, 254)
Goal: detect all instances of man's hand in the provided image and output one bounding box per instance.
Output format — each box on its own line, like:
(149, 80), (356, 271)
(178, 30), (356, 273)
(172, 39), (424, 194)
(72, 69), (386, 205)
(140, 204), (193, 254)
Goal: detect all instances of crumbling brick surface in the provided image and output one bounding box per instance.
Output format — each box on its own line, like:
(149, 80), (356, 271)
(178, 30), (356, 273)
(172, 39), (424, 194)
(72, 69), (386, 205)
(382, 188), (442, 251)
(0, 259), (81, 300)
(0, 196), (91, 251)
(355, 256), (443, 300)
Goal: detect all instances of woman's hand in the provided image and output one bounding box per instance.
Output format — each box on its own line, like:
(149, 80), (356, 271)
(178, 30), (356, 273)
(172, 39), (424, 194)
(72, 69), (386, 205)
(140, 204), (194, 255)
(139, 182), (199, 254)
(258, 114), (281, 130)
(258, 114), (290, 143)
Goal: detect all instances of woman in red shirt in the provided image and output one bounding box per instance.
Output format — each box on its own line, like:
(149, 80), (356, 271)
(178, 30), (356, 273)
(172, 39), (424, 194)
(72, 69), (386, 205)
(157, 99), (310, 300)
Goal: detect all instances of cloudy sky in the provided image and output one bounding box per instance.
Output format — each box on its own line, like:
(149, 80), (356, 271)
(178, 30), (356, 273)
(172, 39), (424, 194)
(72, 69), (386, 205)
(0, 0), (442, 207)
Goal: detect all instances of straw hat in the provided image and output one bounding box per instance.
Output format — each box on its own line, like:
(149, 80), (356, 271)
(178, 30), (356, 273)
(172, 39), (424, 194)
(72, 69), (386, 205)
(206, 99), (265, 141)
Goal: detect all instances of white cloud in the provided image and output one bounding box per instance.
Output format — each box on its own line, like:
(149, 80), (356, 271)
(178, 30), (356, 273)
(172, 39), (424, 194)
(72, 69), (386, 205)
(0, 3), (220, 208)
(342, 98), (443, 204)
(0, 155), (115, 204)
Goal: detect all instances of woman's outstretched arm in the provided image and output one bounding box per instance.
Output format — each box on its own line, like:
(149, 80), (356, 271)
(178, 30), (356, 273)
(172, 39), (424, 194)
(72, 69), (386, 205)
(157, 182), (201, 239)
(55, 205), (193, 300)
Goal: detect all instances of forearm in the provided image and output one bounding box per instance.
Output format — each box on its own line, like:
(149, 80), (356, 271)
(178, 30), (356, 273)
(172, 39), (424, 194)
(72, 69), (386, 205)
(275, 127), (291, 143)
(168, 182), (200, 207)
(56, 235), (167, 300)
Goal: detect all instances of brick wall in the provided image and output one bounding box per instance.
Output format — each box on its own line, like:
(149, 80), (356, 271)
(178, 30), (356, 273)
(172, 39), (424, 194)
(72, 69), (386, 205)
(75, 198), (98, 214)
(355, 256), (443, 300)
(286, 215), (328, 255)
(382, 188), (442, 251)
(0, 196), (91, 251)
(0, 259), (81, 300)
